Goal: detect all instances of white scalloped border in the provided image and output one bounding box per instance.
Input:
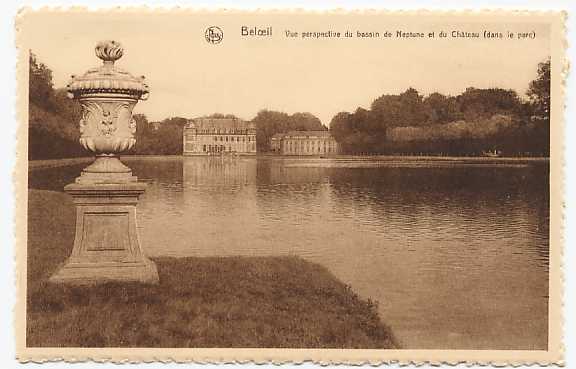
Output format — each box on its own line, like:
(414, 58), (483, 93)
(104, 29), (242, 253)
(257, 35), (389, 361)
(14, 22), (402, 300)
(13, 7), (568, 366)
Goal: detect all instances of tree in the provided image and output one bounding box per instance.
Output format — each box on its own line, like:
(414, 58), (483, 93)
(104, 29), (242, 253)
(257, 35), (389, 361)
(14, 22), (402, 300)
(290, 112), (325, 131)
(253, 110), (291, 152)
(370, 88), (429, 128)
(397, 88), (428, 127)
(370, 94), (402, 128)
(29, 52), (54, 109)
(457, 88), (522, 121)
(527, 59), (551, 122)
(423, 93), (462, 124)
(329, 112), (353, 145)
(525, 58), (551, 156)
(133, 116), (188, 155)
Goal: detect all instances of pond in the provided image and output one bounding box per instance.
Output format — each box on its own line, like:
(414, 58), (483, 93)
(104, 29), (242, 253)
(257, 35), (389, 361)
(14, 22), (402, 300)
(29, 156), (549, 350)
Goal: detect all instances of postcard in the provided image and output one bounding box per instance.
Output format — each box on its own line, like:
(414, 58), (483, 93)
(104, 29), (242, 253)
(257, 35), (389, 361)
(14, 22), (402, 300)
(15, 9), (565, 365)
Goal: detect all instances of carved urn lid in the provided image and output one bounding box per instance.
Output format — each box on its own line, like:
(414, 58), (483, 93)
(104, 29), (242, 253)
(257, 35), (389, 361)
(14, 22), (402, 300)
(67, 40), (149, 100)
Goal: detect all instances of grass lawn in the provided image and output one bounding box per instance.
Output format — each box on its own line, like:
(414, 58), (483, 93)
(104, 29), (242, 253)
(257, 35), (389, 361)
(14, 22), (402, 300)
(26, 188), (397, 348)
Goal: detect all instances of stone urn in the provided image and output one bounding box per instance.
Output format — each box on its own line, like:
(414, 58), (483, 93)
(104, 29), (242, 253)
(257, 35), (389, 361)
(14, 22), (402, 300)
(66, 40), (149, 184)
(50, 41), (158, 284)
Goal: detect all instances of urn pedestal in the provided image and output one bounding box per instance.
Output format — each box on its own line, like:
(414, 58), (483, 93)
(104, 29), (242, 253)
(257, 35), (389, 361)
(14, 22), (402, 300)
(49, 40), (158, 285)
(50, 183), (158, 284)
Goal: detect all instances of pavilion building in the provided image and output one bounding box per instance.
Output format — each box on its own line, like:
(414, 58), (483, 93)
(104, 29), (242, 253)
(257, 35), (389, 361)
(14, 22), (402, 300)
(270, 130), (340, 156)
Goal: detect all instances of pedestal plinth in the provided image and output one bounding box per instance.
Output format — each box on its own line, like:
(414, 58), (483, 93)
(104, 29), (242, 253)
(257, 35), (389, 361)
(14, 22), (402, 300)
(49, 182), (159, 285)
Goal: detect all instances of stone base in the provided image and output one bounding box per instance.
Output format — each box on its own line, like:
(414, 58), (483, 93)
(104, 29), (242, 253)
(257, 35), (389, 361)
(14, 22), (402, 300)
(76, 171), (138, 184)
(49, 182), (159, 285)
(76, 156), (137, 184)
(49, 259), (158, 285)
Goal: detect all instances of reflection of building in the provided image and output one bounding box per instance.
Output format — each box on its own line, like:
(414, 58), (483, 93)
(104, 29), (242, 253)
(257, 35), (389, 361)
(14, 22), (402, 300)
(271, 131), (340, 156)
(183, 157), (257, 186)
(183, 118), (257, 155)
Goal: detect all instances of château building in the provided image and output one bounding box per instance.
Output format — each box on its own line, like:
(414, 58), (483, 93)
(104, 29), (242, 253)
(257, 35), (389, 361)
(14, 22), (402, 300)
(183, 118), (257, 155)
(270, 131), (340, 156)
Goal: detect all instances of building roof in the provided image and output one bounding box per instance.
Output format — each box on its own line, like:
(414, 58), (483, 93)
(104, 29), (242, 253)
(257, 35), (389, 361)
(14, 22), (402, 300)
(277, 130), (333, 139)
(186, 118), (255, 130)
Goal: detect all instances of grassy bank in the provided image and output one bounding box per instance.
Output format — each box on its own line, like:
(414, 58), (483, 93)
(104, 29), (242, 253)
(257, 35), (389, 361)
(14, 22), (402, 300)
(27, 189), (397, 348)
(28, 157), (94, 170)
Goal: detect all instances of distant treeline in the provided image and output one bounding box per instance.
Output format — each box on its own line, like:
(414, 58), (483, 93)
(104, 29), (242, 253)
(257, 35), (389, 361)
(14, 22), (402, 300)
(28, 52), (550, 159)
(331, 60), (550, 156)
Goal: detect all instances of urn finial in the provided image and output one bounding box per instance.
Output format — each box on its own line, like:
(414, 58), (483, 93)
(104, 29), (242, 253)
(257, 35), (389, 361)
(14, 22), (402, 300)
(67, 40), (148, 100)
(95, 40), (124, 64)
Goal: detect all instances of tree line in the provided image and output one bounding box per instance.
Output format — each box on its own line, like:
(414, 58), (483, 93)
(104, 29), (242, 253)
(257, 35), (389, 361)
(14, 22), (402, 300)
(330, 60), (550, 156)
(28, 52), (550, 159)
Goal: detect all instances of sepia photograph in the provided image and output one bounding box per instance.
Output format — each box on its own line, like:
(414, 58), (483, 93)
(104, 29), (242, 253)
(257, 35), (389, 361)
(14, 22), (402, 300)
(15, 10), (564, 364)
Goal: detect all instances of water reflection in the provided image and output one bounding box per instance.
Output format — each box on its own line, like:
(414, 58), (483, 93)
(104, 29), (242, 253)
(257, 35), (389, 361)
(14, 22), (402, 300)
(322, 166), (549, 349)
(28, 156), (549, 350)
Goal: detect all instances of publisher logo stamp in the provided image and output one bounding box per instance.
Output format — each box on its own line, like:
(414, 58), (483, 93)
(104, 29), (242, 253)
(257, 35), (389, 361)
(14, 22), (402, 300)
(205, 26), (223, 44)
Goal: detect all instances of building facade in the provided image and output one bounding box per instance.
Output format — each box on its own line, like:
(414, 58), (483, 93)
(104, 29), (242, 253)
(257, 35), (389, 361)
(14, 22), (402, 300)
(271, 130), (340, 156)
(183, 118), (257, 155)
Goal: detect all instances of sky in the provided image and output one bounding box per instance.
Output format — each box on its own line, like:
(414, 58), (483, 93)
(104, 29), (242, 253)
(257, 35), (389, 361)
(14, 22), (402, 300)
(19, 11), (551, 125)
